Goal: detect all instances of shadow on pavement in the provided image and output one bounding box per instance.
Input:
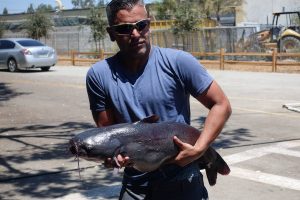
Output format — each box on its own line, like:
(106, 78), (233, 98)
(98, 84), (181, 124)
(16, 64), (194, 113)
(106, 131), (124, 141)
(191, 116), (253, 148)
(0, 116), (254, 199)
(0, 82), (31, 104)
(0, 121), (123, 199)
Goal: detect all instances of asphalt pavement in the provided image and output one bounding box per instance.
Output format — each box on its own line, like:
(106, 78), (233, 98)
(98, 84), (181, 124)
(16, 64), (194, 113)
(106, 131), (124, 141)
(0, 66), (300, 200)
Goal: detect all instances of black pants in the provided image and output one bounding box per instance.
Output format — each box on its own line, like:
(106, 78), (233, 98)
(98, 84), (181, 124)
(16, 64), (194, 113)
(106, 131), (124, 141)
(119, 174), (208, 200)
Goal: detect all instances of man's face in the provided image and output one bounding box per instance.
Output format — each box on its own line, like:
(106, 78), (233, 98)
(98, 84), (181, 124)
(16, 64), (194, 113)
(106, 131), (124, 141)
(108, 5), (151, 58)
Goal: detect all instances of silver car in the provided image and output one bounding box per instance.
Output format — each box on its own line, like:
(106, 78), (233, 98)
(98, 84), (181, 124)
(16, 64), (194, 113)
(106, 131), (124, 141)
(0, 38), (57, 72)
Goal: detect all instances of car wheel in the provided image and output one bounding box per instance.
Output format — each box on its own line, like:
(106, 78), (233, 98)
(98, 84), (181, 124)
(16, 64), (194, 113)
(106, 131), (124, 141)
(41, 67), (50, 71)
(7, 58), (18, 72)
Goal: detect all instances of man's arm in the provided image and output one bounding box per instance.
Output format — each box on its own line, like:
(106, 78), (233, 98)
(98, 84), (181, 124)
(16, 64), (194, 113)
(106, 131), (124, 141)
(173, 80), (232, 167)
(92, 109), (115, 127)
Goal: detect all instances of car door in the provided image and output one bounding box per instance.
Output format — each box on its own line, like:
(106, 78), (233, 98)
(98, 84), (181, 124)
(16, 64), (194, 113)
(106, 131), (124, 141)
(0, 40), (16, 69)
(0, 40), (6, 68)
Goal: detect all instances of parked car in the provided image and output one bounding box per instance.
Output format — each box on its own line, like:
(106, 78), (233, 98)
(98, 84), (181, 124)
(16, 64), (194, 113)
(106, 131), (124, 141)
(0, 38), (57, 72)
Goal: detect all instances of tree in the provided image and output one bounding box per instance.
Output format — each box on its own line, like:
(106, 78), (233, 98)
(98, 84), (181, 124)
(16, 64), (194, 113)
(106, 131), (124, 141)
(36, 4), (54, 12)
(72, 0), (95, 9)
(172, 2), (199, 51)
(0, 21), (5, 38)
(27, 4), (35, 13)
(173, 2), (198, 34)
(23, 11), (53, 40)
(154, 0), (177, 20)
(212, 0), (244, 23)
(88, 7), (107, 51)
(2, 7), (8, 15)
(97, 0), (106, 7)
(194, 0), (243, 23)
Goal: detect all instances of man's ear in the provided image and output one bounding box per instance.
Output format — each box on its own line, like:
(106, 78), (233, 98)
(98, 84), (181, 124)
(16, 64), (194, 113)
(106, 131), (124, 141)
(106, 27), (116, 42)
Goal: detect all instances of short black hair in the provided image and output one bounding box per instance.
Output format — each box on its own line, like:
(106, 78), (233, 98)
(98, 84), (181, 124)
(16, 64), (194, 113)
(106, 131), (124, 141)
(106, 0), (145, 26)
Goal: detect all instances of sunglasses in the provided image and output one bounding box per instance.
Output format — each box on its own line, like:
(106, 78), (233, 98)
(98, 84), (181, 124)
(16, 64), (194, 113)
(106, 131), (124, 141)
(110, 19), (150, 35)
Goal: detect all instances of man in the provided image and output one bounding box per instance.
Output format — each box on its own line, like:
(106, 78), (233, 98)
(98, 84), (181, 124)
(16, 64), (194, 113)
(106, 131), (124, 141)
(86, 0), (232, 199)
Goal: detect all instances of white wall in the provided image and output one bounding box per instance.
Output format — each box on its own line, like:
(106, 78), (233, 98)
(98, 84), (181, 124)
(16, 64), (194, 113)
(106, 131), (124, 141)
(237, 0), (300, 25)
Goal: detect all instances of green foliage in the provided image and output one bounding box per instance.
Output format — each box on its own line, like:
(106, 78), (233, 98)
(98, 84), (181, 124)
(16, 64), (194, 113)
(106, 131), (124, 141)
(97, 0), (106, 7)
(154, 0), (177, 20)
(88, 7), (108, 51)
(211, 0), (244, 22)
(23, 11), (53, 40)
(0, 21), (5, 38)
(72, 0), (95, 9)
(36, 4), (54, 12)
(27, 4), (35, 13)
(154, 0), (243, 23)
(3, 7), (8, 15)
(26, 3), (54, 14)
(172, 2), (198, 35)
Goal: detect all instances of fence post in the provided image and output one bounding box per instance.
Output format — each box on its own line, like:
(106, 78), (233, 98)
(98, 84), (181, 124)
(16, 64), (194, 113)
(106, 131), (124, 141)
(272, 48), (277, 72)
(220, 48), (225, 70)
(100, 49), (104, 60)
(71, 50), (75, 66)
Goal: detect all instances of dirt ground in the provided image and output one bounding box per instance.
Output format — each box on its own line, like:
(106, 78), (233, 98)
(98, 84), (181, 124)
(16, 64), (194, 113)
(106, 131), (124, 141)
(57, 58), (300, 74)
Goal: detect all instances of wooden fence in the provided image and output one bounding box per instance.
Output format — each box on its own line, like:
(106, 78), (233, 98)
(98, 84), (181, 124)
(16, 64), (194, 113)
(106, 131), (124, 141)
(58, 50), (114, 66)
(194, 48), (300, 72)
(58, 48), (300, 72)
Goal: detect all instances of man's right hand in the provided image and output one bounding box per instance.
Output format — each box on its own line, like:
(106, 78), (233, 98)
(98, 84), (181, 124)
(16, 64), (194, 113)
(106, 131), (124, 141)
(104, 154), (131, 168)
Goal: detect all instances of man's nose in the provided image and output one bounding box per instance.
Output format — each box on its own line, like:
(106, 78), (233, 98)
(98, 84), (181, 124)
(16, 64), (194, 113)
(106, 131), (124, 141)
(131, 28), (141, 37)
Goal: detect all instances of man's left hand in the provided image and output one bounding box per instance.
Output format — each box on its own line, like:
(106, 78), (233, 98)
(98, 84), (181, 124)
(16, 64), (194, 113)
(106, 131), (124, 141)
(172, 136), (204, 167)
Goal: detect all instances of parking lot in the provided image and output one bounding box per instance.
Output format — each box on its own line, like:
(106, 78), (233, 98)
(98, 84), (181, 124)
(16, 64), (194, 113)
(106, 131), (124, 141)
(0, 66), (300, 200)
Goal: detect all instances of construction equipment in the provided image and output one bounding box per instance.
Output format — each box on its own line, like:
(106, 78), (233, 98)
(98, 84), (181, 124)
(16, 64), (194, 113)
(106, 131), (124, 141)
(259, 11), (300, 52)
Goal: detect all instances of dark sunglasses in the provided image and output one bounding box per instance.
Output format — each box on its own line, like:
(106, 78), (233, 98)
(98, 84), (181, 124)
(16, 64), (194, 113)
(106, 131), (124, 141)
(110, 19), (150, 35)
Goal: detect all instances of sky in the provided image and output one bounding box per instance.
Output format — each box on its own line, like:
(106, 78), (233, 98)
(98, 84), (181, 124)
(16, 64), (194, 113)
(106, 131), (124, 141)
(0, 0), (155, 14)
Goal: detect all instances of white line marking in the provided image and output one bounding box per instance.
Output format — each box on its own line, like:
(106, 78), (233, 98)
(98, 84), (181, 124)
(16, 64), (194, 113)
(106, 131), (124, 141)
(234, 107), (300, 118)
(224, 147), (270, 165)
(224, 140), (300, 165)
(230, 167), (300, 191)
(265, 148), (300, 158)
(223, 140), (300, 191)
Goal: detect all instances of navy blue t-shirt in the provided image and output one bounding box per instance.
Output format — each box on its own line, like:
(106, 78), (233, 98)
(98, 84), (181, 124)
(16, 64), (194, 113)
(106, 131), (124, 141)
(86, 46), (213, 124)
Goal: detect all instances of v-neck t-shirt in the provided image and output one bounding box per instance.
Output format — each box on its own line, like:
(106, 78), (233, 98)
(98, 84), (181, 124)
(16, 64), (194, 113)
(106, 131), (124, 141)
(86, 46), (213, 124)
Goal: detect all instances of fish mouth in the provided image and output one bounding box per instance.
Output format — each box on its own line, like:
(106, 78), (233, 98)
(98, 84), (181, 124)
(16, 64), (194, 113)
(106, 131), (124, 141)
(69, 139), (79, 155)
(69, 139), (84, 179)
(69, 139), (88, 157)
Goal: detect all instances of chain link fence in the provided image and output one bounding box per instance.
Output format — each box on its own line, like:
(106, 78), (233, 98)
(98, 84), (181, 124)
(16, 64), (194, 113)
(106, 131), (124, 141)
(4, 25), (262, 57)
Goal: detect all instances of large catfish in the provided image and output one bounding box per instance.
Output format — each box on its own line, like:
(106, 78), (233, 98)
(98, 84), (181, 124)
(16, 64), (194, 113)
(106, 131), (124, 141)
(69, 115), (230, 186)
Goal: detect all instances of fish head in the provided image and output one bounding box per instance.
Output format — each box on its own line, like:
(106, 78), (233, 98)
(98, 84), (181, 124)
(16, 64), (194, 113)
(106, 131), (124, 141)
(69, 129), (122, 162)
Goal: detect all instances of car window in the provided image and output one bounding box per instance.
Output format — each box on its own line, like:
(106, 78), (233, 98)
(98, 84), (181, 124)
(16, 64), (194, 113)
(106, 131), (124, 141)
(17, 40), (45, 47)
(0, 40), (16, 49)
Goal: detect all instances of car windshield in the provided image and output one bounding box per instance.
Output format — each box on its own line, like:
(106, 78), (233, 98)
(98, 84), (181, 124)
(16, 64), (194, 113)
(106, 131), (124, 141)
(17, 40), (45, 47)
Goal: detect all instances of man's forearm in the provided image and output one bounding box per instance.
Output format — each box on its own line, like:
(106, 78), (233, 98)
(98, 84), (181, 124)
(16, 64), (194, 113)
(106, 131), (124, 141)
(194, 100), (231, 154)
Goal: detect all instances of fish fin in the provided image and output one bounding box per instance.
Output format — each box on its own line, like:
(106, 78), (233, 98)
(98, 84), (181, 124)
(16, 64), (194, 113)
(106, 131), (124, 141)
(216, 153), (231, 175)
(140, 115), (160, 123)
(204, 152), (230, 186)
(198, 147), (231, 186)
(205, 163), (218, 186)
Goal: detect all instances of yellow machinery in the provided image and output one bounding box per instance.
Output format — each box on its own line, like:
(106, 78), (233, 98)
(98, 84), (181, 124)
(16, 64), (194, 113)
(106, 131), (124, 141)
(260, 11), (300, 52)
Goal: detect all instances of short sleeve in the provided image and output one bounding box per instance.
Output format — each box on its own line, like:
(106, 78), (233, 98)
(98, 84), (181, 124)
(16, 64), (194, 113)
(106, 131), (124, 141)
(175, 51), (213, 97)
(86, 66), (107, 112)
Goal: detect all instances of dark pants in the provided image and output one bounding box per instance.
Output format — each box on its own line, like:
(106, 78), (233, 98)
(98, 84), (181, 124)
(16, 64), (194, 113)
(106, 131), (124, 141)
(119, 174), (208, 200)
